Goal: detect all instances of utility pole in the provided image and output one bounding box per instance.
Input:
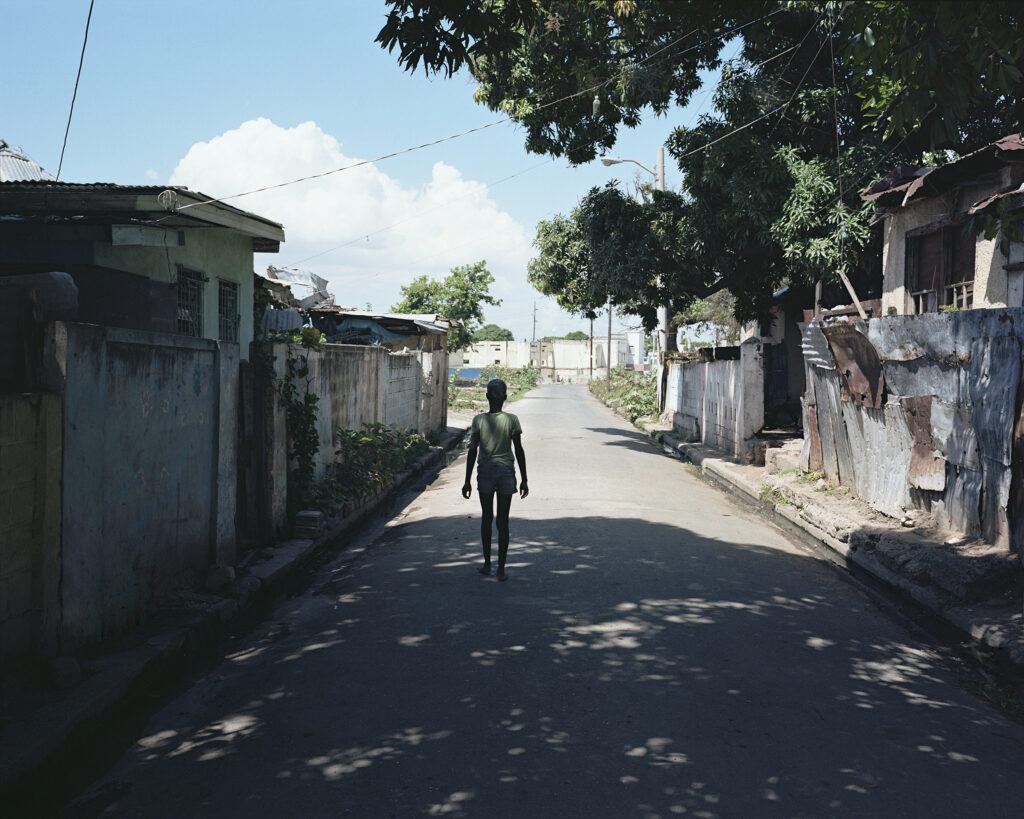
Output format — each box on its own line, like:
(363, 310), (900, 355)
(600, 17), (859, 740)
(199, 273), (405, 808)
(589, 316), (594, 380)
(606, 299), (612, 391)
(531, 301), (537, 368)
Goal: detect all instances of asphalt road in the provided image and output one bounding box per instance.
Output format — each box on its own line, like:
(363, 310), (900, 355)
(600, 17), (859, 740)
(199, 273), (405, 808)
(74, 385), (1024, 818)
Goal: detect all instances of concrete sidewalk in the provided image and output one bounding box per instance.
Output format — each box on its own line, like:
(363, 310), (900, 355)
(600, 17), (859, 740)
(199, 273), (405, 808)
(652, 427), (1024, 676)
(0, 419), (473, 802)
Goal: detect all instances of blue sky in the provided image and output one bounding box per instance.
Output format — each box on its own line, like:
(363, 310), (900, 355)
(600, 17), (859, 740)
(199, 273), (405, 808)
(3, 0), (728, 339)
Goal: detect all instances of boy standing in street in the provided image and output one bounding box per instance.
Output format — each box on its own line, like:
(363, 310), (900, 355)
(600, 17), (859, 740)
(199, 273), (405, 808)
(462, 379), (528, 581)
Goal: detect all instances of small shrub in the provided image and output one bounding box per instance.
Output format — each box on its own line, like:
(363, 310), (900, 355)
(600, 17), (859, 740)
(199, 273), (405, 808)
(318, 423), (432, 509)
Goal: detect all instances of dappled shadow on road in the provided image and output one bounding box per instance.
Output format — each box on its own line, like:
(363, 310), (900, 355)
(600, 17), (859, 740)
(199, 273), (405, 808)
(80, 514), (1024, 818)
(584, 426), (663, 455)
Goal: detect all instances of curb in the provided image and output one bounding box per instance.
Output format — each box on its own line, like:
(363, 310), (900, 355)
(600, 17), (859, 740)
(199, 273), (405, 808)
(657, 428), (1024, 677)
(591, 390), (1024, 681)
(0, 424), (469, 804)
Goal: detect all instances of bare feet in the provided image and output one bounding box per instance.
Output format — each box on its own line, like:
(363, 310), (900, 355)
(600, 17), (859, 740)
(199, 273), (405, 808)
(497, 571), (508, 582)
(478, 565), (492, 576)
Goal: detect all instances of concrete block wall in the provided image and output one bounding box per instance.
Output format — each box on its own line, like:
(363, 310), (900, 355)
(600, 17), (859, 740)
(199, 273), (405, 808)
(0, 394), (61, 662)
(383, 352), (421, 431)
(257, 342), (446, 493)
(418, 349), (448, 436)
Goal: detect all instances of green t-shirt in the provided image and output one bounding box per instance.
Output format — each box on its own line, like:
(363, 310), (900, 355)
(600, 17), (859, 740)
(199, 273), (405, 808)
(471, 411), (522, 469)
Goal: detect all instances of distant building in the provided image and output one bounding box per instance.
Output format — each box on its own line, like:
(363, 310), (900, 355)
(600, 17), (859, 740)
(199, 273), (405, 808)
(457, 335), (642, 382)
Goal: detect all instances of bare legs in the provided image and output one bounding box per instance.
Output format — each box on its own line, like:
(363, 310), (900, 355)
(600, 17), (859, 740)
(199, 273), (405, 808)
(478, 492), (514, 580)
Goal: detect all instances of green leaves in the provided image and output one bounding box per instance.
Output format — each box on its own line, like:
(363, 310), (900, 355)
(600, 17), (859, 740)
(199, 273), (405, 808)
(471, 323), (515, 341)
(392, 260), (501, 350)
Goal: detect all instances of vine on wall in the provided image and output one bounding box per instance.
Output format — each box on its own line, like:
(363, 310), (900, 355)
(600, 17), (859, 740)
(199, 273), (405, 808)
(277, 328), (324, 520)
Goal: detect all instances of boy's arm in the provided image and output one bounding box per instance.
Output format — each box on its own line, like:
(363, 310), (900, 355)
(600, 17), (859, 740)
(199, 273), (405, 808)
(513, 433), (528, 499)
(462, 433), (479, 498)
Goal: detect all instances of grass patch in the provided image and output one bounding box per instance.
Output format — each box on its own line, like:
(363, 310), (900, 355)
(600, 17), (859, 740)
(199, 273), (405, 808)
(448, 366), (538, 413)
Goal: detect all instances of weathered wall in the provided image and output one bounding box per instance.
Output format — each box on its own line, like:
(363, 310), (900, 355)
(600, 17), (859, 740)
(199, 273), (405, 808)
(0, 394), (61, 662)
(665, 340), (764, 460)
(800, 308), (1024, 552)
(51, 322), (236, 649)
(1, 223), (261, 356)
(383, 353), (422, 431)
(880, 179), (1009, 316)
(256, 342), (447, 487)
(418, 349), (448, 436)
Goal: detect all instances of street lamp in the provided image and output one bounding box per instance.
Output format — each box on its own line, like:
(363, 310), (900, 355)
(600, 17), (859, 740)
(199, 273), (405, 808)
(599, 147), (672, 407)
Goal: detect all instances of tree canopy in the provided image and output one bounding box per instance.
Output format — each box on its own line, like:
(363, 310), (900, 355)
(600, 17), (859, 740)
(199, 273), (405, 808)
(471, 323), (515, 342)
(379, 1), (1022, 159)
(392, 260), (500, 350)
(380, 2), (1023, 323)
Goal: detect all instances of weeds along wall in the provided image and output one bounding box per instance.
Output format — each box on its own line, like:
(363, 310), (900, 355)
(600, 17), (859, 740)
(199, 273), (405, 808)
(257, 341), (448, 484)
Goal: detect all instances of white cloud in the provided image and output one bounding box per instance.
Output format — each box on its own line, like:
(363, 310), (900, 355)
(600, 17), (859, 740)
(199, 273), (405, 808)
(145, 168), (159, 181)
(169, 118), (561, 337)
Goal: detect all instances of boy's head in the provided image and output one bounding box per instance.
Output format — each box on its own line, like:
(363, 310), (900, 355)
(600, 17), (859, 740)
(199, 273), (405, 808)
(486, 379), (508, 404)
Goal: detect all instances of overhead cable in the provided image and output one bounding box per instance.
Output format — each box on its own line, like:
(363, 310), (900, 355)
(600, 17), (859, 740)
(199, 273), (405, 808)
(57, 0), (95, 180)
(168, 8), (787, 215)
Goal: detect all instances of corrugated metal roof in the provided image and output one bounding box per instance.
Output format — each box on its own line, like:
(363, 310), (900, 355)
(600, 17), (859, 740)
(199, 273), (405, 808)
(0, 140), (56, 182)
(861, 133), (1024, 210)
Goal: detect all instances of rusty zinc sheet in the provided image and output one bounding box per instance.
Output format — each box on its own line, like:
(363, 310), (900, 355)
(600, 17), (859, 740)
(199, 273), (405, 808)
(901, 396), (946, 491)
(821, 322), (885, 409)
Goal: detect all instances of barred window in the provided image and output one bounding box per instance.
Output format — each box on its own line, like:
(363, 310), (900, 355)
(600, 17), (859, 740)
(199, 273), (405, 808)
(906, 224), (975, 314)
(218, 280), (240, 342)
(177, 267), (205, 337)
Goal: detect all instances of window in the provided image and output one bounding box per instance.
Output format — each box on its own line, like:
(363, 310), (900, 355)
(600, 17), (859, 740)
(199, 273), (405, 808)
(494, 359), (501, 364)
(906, 224), (975, 313)
(218, 280), (240, 342)
(177, 267), (206, 337)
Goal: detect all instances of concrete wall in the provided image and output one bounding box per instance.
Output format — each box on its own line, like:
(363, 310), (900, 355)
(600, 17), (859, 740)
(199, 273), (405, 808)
(418, 349), (448, 436)
(383, 353), (421, 432)
(800, 308), (1024, 552)
(50, 322), (237, 650)
(258, 342), (448, 485)
(665, 340), (764, 461)
(0, 394), (62, 662)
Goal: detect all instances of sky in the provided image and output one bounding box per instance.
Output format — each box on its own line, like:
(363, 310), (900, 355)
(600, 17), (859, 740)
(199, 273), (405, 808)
(2, 0), (729, 340)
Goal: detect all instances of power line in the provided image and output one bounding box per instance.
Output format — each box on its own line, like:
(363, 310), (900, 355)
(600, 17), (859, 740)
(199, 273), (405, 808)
(675, 104), (787, 161)
(166, 8), (788, 216)
(57, 0), (95, 180)
(767, 6), (837, 140)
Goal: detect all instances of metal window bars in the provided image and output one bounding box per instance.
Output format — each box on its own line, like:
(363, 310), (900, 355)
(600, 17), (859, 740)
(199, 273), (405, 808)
(218, 280), (240, 342)
(177, 267), (205, 337)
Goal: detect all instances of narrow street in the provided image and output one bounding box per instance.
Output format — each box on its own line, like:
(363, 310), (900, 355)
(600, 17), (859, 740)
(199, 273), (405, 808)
(73, 384), (1024, 818)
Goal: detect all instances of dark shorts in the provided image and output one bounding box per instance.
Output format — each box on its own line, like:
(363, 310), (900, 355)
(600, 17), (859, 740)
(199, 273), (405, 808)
(477, 460), (518, 495)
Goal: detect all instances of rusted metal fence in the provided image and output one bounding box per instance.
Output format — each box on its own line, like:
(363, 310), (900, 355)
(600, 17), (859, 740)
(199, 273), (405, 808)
(800, 308), (1024, 552)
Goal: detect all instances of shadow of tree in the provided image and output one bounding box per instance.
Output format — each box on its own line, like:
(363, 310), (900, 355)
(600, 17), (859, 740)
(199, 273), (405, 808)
(74, 514), (1024, 819)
